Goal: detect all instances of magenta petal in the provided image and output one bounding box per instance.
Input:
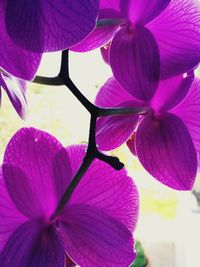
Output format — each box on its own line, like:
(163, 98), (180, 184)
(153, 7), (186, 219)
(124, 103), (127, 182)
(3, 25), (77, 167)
(0, 220), (65, 267)
(147, 0), (200, 78)
(96, 102), (140, 151)
(101, 42), (111, 64)
(59, 205), (136, 267)
(66, 256), (76, 267)
(110, 26), (160, 101)
(65, 145), (87, 179)
(151, 72), (194, 112)
(100, 0), (129, 16)
(96, 114), (138, 151)
(52, 148), (73, 199)
(127, 135), (137, 156)
(172, 78), (200, 164)
(0, 73), (27, 119)
(66, 145), (139, 231)
(62, 145), (138, 266)
(128, 0), (170, 25)
(0, 170), (27, 252)
(70, 25), (118, 52)
(136, 113), (197, 190)
(0, 2), (41, 80)
(100, 0), (121, 10)
(2, 165), (46, 219)
(3, 128), (71, 218)
(5, 0), (99, 53)
(95, 77), (134, 107)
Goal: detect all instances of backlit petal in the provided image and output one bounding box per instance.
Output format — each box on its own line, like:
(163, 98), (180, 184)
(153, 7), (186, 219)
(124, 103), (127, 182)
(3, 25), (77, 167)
(127, 134), (137, 156)
(0, 169), (27, 252)
(70, 25), (118, 52)
(172, 78), (200, 164)
(5, 0), (99, 52)
(66, 145), (139, 231)
(0, 73), (27, 119)
(147, 0), (200, 78)
(95, 77), (134, 107)
(3, 128), (71, 219)
(59, 205), (136, 267)
(128, 0), (170, 25)
(110, 26), (160, 101)
(0, 2), (41, 80)
(0, 220), (65, 267)
(136, 113), (197, 190)
(151, 72), (194, 112)
(101, 42), (111, 64)
(96, 100), (142, 150)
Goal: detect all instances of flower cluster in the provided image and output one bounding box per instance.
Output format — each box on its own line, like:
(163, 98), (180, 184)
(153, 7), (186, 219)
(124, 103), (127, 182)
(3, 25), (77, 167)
(88, 0), (200, 191)
(0, 0), (200, 266)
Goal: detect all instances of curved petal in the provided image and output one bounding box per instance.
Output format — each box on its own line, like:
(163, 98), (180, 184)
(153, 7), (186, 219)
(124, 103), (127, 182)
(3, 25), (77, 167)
(59, 205), (136, 267)
(171, 78), (200, 164)
(5, 0), (99, 52)
(0, 220), (65, 267)
(101, 42), (111, 64)
(151, 72), (194, 112)
(135, 113), (197, 190)
(100, 0), (121, 10)
(0, 73), (27, 119)
(0, 2), (41, 80)
(147, 0), (200, 78)
(66, 256), (76, 267)
(96, 114), (138, 151)
(100, 0), (129, 16)
(0, 169), (27, 253)
(70, 25), (118, 52)
(71, 0), (131, 53)
(128, 0), (170, 25)
(110, 26), (160, 101)
(66, 145), (139, 232)
(127, 133), (137, 156)
(96, 100), (142, 150)
(3, 128), (72, 219)
(95, 77), (135, 107)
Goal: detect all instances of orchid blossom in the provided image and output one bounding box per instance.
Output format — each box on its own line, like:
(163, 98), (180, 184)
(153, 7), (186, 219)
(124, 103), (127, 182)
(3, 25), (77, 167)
(72, 0), (200, 101)
(0, 128), (139, 267)
(95, 72), (199, 190)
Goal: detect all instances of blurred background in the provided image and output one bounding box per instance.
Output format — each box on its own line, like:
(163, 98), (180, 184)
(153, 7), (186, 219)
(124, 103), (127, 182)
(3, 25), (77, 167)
(0, 50), (200, 267)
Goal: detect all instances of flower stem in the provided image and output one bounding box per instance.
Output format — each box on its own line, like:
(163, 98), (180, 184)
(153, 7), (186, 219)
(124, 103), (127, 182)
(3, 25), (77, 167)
(33, 50), (144, 215)
(50, 155), (93, 221)
(99, 107), (148, 116)
(33, 76), (63, 86)
(51, 113), (123, 220)
(96, 18), (126, 27)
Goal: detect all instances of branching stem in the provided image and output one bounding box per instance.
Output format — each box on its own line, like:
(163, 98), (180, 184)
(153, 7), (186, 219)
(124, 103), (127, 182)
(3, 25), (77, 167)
(33, 50), (144, 217)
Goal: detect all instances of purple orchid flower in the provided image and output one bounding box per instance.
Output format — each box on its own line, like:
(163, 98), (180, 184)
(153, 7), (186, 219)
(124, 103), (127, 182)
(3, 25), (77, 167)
(0, 127), (139, 267)
(95, 72), (199, 190)
(0, 71), (27, 119)
(71, 0), (200, 101)
(0, 1), (99, 80)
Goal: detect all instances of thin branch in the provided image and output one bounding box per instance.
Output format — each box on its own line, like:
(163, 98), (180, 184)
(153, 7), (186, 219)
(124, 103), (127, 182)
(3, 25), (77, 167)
(33, 76), (63, 86)
(99, 107), (148, 116)
(96, 18), (126, 27)
(50, 155), (94, 221)
(33, 49), (145, 216)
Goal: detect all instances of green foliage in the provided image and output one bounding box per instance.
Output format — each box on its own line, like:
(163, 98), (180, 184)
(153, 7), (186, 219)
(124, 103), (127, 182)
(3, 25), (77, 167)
(131, 240), (148, 267)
